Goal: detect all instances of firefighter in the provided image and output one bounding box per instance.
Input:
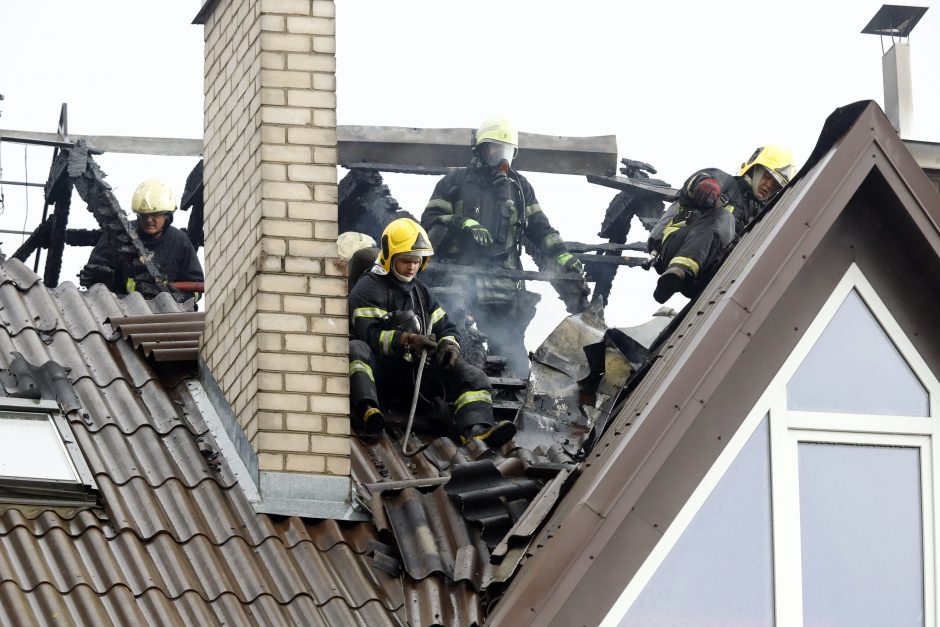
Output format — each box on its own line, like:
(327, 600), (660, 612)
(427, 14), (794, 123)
(420, 115), (590, 378)
(81, 179), (203, 300)
(649, 145), (795, 303)
(348, 218), (517, 448)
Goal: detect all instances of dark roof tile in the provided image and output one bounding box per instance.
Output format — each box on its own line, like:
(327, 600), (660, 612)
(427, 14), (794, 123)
(70, 422), (234, 489)
(0, 509), (108, 538)
(0, 253), (585, 624)
(71, 377), (206, 436)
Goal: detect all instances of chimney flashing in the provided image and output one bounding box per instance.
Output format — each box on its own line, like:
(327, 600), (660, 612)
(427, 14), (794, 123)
(195, 360), (365, 519)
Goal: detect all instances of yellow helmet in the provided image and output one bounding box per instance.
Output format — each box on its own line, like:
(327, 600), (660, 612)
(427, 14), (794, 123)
(738, 145), (796, 187)
(377, 218), (434, 273)
(131, 179), (177, 214)
(475, 115), (518, 149)
(475, 116), (518, 170)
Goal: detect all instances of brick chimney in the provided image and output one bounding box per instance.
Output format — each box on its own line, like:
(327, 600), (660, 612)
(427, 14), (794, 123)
(195, 0), (357, 518)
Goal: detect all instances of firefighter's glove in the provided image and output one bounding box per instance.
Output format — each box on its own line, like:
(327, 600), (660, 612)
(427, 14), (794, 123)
(555, 252), (585, 276)
(461, 218), (493, 246)
(78, 264), (114, 288)
(435, 339), (460, 370)
(400, 332), (437, 355)
(559, 280), (591, 314)
(691, 178), (722, 209)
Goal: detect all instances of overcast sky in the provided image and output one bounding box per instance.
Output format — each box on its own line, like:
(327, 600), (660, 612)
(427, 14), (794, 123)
(1, 1), (937, 347)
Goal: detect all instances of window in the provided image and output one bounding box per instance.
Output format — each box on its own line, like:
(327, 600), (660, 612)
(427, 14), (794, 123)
(0, 398), (97, 507)
(604, 265), (939, 626)
(619, 417), (774, 626)
(798, 440), (924, 625)
(787, 289), (928, 416)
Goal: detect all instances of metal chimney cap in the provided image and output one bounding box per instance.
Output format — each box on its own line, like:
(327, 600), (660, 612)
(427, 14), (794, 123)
(862, 5), (928, 37)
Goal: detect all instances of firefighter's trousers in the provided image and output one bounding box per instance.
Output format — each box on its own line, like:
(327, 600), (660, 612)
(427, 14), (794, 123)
(348, 339), (494, 433)
(658, 207), (735, 278)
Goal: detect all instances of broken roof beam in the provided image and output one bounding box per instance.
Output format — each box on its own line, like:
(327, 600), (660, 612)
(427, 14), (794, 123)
(585, 173), (679, 201)
(0, 129), (203, 157)
(338, 126), (619, 176)
(4, 126), (621, 176)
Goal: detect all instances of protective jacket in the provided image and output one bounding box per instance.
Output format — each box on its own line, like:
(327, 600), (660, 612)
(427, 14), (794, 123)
(649, 168), (763, 278)
(679, 168), (764, 233)
(348, 268), (494, 433)
(349, 269), (459, 357)
(421, 165), (572, 306)
(83, 222), (204, 298)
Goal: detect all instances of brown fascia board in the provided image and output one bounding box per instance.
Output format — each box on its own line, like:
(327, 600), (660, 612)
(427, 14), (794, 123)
(491, 101), (940, 626)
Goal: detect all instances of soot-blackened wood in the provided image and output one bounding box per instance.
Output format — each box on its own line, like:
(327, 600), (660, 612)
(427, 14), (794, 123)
(64, 142), (172, 299)
(181, 159), (204, 250)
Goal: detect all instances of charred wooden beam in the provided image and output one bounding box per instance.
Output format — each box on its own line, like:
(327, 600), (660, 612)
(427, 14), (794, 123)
(11, 218), (52, 263)
(338, 126), (618, 176)
(564, 241), (647, 254)
(424, 259), (622, 283)
(62, 141), (173, 299)
(0, 128), (202, 156)
(338, 168), (414, 239)
(65, 229), (103, 247)
(5, 125), (620, 177)
(586, 173), (678, 200)
(573, 254), (646, 266)
(181, 159), (204, 249)
(42, 179), (73, 287)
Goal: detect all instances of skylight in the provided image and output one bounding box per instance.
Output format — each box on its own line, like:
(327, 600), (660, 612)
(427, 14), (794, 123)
(0, 398), (97, 506)
(0, 411), (78, 481)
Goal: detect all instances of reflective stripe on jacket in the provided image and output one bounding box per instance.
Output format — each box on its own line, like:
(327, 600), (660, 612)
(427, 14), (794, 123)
(348, 269), (460, 358)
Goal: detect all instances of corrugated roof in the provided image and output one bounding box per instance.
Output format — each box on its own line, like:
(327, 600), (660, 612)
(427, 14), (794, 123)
(351, 422), (579, 611)
(0, 265), (414, 625)
(107, 312), (206, 362)
(0, 259), (589, 625)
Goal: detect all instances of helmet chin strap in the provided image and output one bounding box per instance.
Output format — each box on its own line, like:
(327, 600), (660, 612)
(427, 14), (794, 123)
(392, 268), (415, 283)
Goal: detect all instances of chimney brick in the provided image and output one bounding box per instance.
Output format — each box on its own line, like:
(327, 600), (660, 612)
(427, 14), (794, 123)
(203, 0), (349, 507)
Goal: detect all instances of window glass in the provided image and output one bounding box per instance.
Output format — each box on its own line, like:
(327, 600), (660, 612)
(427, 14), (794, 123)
(787, 289), (928, 416)
(799, 442), (923, 626)
(620, 417), (774, 626)
(0, 412), (77, 481)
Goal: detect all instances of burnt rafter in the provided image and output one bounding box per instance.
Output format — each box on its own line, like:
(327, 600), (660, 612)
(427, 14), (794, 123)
(180, 159), (204, 249)
(43, 183), (73, 287)
(60, 141), (175, 299)
(10, 217), (53, 263)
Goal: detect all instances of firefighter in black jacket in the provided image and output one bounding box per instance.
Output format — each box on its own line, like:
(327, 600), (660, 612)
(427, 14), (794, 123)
(348, 218), (516, 448)
(421, 116), (589, 377)
(81, 179), (204, 301)
(648, 146), (795, 303)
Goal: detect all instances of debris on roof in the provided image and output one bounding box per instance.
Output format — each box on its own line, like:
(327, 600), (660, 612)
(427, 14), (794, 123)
(0, 244), (665, 624)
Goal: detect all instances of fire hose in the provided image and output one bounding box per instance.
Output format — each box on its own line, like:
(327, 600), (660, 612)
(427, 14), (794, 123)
(401, 347), (429, 456)
(170, 281), (204, 292)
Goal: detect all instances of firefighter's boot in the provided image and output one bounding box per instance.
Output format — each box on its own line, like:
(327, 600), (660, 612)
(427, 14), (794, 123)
(460, 420), (517, 449)
(654, 265), (691, 304)
(352, 403), (385, 436)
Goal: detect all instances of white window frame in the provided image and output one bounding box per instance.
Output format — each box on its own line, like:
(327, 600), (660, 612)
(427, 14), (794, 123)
(602, 263), (939, 626)
(0, 397), (98, 507)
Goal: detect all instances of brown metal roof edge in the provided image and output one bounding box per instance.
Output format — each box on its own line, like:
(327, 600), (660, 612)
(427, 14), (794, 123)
(116, 322), (206, 338)
(490, 102), (940, 625)
(152, 348), (201, 362)
(107, 312), (206, 325)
